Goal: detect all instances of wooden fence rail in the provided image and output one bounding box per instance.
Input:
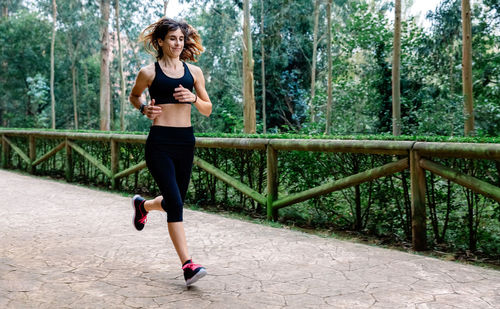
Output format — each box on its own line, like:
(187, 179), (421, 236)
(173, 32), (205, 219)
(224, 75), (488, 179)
(1, 129), (499, 251)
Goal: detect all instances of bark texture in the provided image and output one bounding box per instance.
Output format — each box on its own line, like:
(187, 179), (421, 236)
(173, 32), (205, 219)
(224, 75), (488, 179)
(462, 0), (474, 136)
(242, 0), (256, 134)
(50, 0), (57, 129)
(99, 0), (111, 131)
(392, 0), (401, 136)
(325, 0), (333, 134)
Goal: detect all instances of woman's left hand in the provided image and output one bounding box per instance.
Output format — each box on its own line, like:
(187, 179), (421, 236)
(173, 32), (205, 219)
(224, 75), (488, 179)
(174, 85), (197, 103)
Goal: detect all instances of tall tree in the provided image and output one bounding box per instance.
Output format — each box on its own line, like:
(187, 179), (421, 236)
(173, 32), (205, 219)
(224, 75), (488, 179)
(242, 0), (256, 133)
(310, 0), (321, 123)
(392, 0), (401, 135)
(99, 0), (111, 131)
(50, 0), (57, 129)
(1, 1), (7, 18)
(462, 0), (474, 135)
(426, 0), (462, 135)
(325, 0), (332, 134)
(0, 0), (13, 125)
(63, 0), (81, 130)
(260, 0), (266, 133)
(1, 0), (22, 20)
(53, 0), (101, 130)
(0, 12), (53, 128)
(69, 40), (79, 129)
(115, 0), (126, 131)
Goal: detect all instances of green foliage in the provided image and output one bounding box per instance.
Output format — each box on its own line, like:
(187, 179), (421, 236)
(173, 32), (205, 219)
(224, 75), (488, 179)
(310, 1), (393, 135)
(0, 11), (52, 127)
(1, 0), (498, 137)
(1, 130), (499, 258)
(183, 0), (244, 133)
(26, 73), (51, 127)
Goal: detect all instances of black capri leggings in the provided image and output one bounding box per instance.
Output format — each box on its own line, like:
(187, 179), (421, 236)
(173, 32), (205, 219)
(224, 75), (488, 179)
(145, 126), (195, 222)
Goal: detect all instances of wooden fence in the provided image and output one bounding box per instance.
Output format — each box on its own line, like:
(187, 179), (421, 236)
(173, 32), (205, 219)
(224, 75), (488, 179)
(1, 129), (499, 251)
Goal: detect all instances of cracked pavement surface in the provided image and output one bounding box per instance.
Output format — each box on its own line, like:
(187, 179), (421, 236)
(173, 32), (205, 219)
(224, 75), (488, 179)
(1, 169), (499, 308)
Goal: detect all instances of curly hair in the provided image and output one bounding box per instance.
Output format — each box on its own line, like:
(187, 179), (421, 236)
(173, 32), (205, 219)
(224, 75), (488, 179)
(139, 18), (204, 62)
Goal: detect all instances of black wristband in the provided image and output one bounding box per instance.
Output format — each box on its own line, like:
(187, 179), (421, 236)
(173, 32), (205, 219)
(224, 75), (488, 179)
(192, 94), (197, 104)
(139, 103), (146, 114)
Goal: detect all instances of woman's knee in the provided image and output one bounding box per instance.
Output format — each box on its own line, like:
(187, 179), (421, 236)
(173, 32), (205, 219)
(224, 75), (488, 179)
(161, 198), (184, 222)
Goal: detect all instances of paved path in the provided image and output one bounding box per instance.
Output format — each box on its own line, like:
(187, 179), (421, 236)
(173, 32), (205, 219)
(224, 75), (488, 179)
(0, 169), (499, 308)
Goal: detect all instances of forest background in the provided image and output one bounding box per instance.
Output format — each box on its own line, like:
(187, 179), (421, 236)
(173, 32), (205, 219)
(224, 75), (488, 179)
(1, 0), (499, 136)
(1, 0), (499, 263)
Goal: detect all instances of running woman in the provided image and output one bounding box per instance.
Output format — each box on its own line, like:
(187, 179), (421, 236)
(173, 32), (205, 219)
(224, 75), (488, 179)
(129, 18), (212, 286)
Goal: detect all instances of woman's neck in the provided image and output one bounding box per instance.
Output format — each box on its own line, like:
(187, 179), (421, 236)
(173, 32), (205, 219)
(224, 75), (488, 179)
(160, 57), (182, 70)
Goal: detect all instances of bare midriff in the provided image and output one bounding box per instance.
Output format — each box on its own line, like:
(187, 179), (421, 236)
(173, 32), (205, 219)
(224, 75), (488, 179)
(152, 104), (192, 127)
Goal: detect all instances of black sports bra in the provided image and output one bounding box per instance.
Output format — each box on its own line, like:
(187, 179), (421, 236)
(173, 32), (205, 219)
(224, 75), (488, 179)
(148, 62), (194, 104)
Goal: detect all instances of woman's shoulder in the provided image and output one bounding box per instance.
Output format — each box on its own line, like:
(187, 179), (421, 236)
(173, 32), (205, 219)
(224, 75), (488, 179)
(137, 63), (156, 82)
(140, 63), (156, 76)
(185, 63), (203, 82)
(185, 62), (202, 74)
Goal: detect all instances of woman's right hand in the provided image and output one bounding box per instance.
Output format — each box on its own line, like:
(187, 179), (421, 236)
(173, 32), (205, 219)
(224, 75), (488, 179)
(145, 99), (163, 120)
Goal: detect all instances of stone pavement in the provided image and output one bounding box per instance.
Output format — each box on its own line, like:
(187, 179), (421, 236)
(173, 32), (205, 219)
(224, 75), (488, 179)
(0, 169), (499, 308)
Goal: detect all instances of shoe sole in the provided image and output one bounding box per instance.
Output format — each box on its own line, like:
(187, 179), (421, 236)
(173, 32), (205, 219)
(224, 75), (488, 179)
(132, 194), (142, 231)
(186, 268), (207, 286)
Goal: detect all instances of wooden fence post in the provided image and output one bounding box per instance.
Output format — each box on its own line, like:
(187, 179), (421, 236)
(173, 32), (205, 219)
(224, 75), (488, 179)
(267, 144), (278, 221)
(1, 134), (10, 169)
(29, 135), (36, 174)
(65, 138), (73, 182)
(410, 148), (427, 251)
(111, 139), (119, 189)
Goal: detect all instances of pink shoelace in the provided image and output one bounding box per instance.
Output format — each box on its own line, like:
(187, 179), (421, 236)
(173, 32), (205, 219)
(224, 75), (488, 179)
(138, 200), (148, 224)
(182, 262), (202, 271)
(138, 214), (148, 224)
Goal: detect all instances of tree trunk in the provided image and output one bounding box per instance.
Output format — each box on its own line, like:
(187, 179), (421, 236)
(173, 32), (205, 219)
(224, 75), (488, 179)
(72, 63), (78, 129)
(310, 0), (320, 123)
(99, 0), (111, 131)
(115, 0), (126, 131)
(449, 43), (455, 94)
(324, 0), (332, 134)
(260, 0), (266, 134)
(449, 43), (455, 135)
(1, 3), (8, 125)
(50, 0), (57, 129)
(440, 179), (452, 243)
(392, 0), (401, 136)
(66, 16), (80, 130)
(461, 0), (474, 136)
(466, 189), (477, 251)
(353, 156), (362, 230)
(242, 0), (256, 134)
(354, 184), (362, 230)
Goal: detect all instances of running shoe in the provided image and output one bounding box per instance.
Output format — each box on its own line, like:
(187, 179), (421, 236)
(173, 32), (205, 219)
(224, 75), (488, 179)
(132, 195), (148, 231)
(182, 260), (207, 286)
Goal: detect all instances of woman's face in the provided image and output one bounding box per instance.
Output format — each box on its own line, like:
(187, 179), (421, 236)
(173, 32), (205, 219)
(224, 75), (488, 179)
(159, 28), (184, 59)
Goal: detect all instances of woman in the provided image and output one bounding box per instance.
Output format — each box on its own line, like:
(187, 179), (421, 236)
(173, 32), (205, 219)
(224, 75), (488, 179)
(129, 18), (212, 286)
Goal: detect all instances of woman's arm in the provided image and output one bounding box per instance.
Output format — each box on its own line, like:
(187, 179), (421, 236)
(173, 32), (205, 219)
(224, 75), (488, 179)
(129, 67), (162, 120)
(174, 65), (212, 117)
(129, 68), (149, 110)
(192, 66), (212, 117)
